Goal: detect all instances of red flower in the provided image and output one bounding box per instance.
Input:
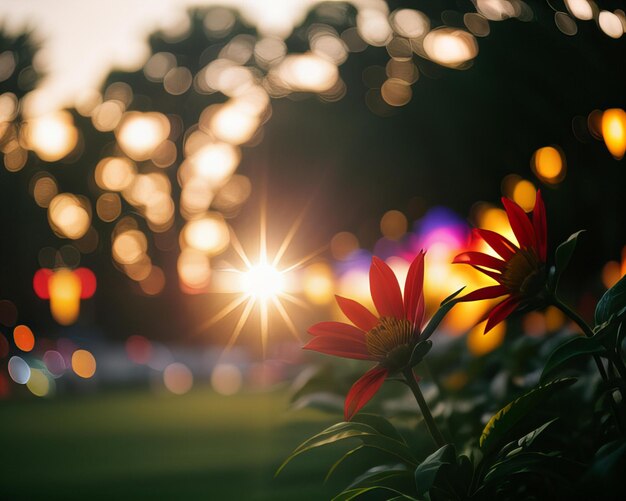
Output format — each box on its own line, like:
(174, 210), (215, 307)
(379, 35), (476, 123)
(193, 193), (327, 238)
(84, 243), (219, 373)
(453, 190), (547, 334)
(304, 251), (427, 420)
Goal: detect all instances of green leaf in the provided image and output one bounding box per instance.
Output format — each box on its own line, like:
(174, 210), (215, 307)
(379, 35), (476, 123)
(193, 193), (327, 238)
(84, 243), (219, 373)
(595, 275), (626, 325)
(516, 418), (559, 449)
(348, 464), (412, 490)
(324, 415), (411, 481)
(501, 418), (559, 458)
(483, 452), (560, 485)
(276, 421), (416, 476)
(324, 445), (365, 482)
(553, 230), (585, 290)
(351, 414), (405, 442)
(421, 287), (465, 341)
(480, 378), (576, 453)
(540, 337), (605, 382)
(409, 340), (432, 367)
(586, 438), (626, 480)
(414, 444), (456, 497)
(332, 486), (417, 501)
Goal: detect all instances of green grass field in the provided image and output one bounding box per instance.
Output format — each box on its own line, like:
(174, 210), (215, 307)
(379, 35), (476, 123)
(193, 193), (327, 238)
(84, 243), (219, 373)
(0, 385), (346, 500)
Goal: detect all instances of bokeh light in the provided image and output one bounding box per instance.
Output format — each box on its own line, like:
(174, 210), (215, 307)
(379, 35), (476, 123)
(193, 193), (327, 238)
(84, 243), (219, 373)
(116, 112), (170, 161)
(71, 349), (96, 378)
(467, 320), (506, 356)
(511, 179), (536, 212)
(126, 335), (153, 364)
(13, 324), (35, 352)
(49, 269), (82, 325)
(182, 214), (230, 255)
(601, 108), (626, 160)
(48, 193), (91, 240)
(422, 28), (478, 68)
(163, 362), (193, 394)
(532, 146), (566, 184)
(26, 368), (52, 397)
(211, 363), (243, 396)
(8, 355), (30, 384)
(302, 262), (334, 305)
(380, 210), (408, 240)
(22, 111), (78, 162)
(43, 350), (66, 377)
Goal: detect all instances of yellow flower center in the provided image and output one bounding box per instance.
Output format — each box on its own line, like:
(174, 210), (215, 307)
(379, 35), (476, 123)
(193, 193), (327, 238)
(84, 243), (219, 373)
(501, 248), (542, 296)
(366, 317), (414, 361)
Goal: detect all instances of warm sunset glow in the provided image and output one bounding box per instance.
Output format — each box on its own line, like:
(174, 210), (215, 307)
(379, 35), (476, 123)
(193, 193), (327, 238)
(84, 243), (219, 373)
(467, 319), (506, 356)
(49, 269), (82, 325)
(423, 28), (478, 67)
(241, 263), (285, 301)
(601, 108), (626, 160)
(23, 111), (78, 162)
(532, 146), (565, 184)
(116, 112), (170, 161)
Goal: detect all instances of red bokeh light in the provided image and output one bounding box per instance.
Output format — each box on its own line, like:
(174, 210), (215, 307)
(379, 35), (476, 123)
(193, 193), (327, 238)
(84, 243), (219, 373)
(33, 267), (97, 300)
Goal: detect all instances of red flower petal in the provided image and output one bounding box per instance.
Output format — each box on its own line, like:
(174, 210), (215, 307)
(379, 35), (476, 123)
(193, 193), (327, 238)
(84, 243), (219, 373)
(458, 285), (509, 302)
(404, 251), (425, 327)
(303, 336), (373, 360)
(453, 252), (507, 271)
(532, 190), (547, 262)
(473, 228), (517, 260)
(501, 197), (535, 249)
(413, 294), (425, 336)
(484, 296), (521, 334)
(308, 321), (366, 339)
(344, 366), (388, 421)
(335, 295), (378, 332)
(369, 256), (405, 320)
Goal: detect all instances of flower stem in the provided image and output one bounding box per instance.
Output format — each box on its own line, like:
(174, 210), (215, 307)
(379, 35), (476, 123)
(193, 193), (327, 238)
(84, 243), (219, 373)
(552, 297), (626, 382)
(550, 297), (612, 383)
(550, 296), (626, 432)
(403, 368), (446, 448)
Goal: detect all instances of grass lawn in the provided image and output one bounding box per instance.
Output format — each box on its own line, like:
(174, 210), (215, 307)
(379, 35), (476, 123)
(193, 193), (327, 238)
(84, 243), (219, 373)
(0, 385), (347, 500)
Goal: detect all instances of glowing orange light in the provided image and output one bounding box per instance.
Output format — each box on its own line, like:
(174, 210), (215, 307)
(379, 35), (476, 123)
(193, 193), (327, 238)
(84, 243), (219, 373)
(72, 349), (96, 378)
(23, 111), (78, 162)
(467, 320), (506, 356)
(49, 269), (82, 325)
(302, 262), (334, 305)
(511, 179), (536, 212)
(34, 267), (97, 317)
(601, 108), (626, 160)
(532, 146), (565, 184)
(13, 325), (35, 352)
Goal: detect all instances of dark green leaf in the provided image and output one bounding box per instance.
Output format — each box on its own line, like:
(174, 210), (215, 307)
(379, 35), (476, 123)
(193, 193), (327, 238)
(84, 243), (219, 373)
(414, 444), (456, 497)
(325, 446), (365, 482)
(276, 421), (416, 476)
(596, 275), (626, 324)
(501, 418), (559, 458)
(351, 414), (405, 442)
(409, 340), (432, 367)
(517, 418), (559, 449)
(553, 230), (585, 290)
(541, 337), (605, 382)
(421, 287), (465, 341)
(480, 378), (576, 453)
(348, 464), (412, 490)
(332, 486), (417, 501)
(483, 452), (560, 485)
(586, 438), (626, 480)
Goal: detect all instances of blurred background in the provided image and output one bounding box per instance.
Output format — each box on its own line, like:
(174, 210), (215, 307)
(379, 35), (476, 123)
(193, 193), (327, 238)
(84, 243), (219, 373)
(1, 0), (625, 498)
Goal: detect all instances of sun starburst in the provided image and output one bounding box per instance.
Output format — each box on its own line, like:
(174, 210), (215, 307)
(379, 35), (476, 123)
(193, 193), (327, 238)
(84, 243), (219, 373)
(201, 195), (325, 356)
